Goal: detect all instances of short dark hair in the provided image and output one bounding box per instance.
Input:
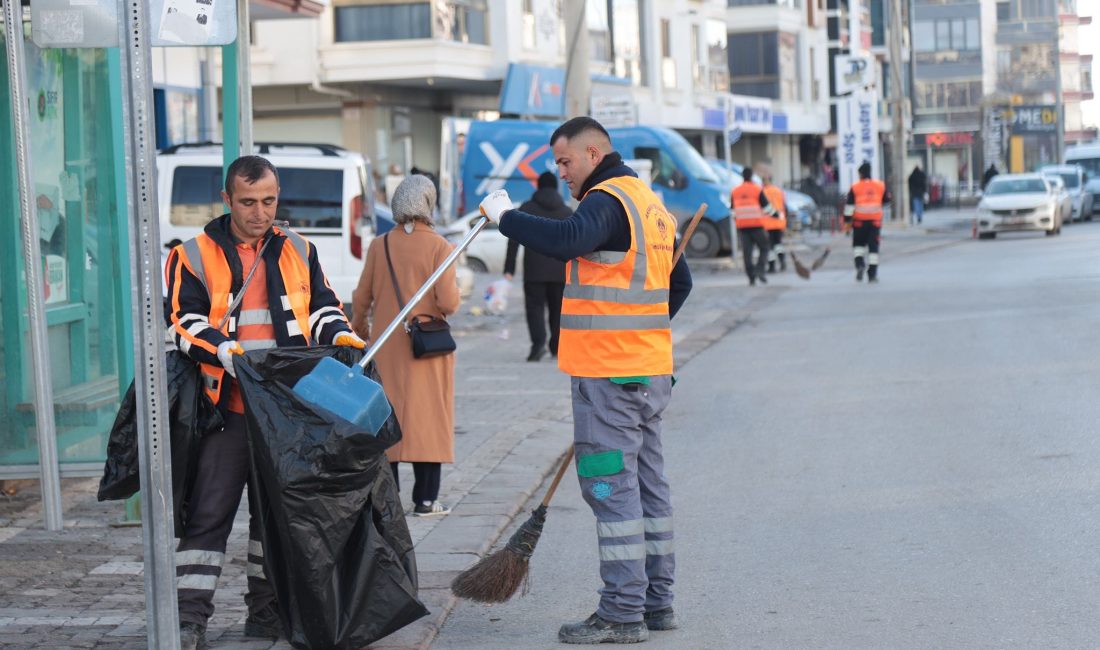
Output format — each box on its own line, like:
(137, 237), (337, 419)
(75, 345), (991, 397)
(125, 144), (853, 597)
(537, 171), (558, 189)
(858, 162), (872, 179)
(550, 116), (611, 147)
(742, 166), (754, 182)
(224, 155), (279, 197)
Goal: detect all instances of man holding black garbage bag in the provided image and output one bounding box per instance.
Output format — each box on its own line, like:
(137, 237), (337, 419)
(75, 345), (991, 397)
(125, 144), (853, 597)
(164, 155), (365, 649)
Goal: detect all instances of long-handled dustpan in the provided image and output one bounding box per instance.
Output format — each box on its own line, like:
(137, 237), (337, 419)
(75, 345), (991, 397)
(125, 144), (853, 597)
(294, 216), (491, 433)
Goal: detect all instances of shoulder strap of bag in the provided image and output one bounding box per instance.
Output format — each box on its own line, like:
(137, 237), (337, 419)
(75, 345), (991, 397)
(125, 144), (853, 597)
(383, 233), (407, 310)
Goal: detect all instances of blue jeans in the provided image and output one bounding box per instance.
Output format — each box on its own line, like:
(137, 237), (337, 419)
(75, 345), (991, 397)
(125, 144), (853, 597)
(911, 197), (924, 224)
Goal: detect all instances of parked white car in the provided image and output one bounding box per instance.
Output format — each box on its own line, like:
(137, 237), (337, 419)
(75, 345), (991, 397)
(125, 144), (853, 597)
(157, 142), (374, 308)
(438, 209), (511, 275)
(975, 174), (1063, 239)
(1039, 164), (1092, 221)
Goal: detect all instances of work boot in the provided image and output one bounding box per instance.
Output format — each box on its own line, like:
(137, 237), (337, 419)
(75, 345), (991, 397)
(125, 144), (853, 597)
(527, 346), (547, 362)
(758, 272), (767, 284)
(558, 613), (648, 644)
(643, 607), (679, 631)
(179, 622), (207, 650)
(856, 267), (864, 282)
(767, 261), (776, 273)
(244, 603), (282, 638)
(749, 276), (756, 286)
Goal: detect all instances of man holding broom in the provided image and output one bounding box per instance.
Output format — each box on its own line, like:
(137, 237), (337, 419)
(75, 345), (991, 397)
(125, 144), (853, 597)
(478, 117), (692, 644)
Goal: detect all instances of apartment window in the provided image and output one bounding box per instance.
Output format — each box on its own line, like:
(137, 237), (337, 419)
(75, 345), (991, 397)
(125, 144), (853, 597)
(588, 0), (612, 69)
(728, 31), (779, 99)
(691, 24), (703, 90)
(435, 0), (488, 44)
(914, 80), (983, 111)
(1020, 0), (1054, 18)
(729, 0), (802, 6)
(913, 17), (979, 53)
(335, 2), (432, 42)
(996, 1), (1010, 21)
(706, 19), (729, 93)
(523, 0), (564, 53)
(660, 19), (676, 89)
(588, 0), (647, 85)
(779, 32), (800, 102)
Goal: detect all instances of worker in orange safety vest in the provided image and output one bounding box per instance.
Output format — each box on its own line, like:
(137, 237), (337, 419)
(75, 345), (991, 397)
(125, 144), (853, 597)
(762, 178), (787, 273)
(843, 161), (892, 283)
(731, 166), (777, 286)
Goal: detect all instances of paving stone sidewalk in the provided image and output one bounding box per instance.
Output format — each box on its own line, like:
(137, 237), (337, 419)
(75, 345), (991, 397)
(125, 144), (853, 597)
(0, 261), (774, 650)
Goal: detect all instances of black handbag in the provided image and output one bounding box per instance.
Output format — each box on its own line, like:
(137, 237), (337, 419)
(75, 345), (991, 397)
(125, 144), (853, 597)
(384, 233), (456, 359)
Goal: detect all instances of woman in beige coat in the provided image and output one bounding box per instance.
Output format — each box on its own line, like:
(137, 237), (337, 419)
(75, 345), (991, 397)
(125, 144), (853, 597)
(351, 175), (461, 516)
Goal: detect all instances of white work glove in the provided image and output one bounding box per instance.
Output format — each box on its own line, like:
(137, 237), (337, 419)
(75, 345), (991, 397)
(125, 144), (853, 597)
(334, 331), (367, 350)
(479, 190), (513, 224)
(217, 341), (244, 379)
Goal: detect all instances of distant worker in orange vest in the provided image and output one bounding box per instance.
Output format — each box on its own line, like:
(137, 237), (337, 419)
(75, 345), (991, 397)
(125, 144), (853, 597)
(762, 178), (787, 273)
(731, 166), (777, 285)
(844, 161), (892, 283)
(479, 116), (692, 644)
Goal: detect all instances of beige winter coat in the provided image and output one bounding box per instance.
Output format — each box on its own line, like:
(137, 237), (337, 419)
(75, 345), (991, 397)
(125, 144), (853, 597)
(351, 223), (460, 463)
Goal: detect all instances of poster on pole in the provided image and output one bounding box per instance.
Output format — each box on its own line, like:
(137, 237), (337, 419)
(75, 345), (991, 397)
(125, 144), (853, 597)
(837, 90), (879, 192)
(31, 0), (237, 47)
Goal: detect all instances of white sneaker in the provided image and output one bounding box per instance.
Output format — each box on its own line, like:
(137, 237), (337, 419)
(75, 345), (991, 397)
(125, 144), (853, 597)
(411, 501), (451, 517)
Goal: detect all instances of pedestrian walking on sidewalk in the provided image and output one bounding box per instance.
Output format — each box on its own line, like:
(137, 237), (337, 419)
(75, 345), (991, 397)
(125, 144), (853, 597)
(844, 161), (892, 283)
(480, 116), (693, 645)
(762, 179), (787, 273)
(908, 165), (927, 225)
(731, 166), (777, 285)
(504, 172), (572, 362)
(352, 174), (461, 517)
(165, 156), (366, 649)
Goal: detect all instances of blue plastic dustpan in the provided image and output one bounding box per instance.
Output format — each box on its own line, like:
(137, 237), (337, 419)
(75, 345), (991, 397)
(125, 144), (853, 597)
(293, 357), (392, 433)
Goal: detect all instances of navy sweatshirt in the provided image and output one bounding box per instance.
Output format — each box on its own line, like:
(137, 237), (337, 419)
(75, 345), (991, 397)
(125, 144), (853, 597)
(498, 153), (692, 318)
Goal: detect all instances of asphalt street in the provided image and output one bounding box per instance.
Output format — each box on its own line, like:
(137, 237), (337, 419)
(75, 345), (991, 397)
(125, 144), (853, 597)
(434, 221), (1100, 649)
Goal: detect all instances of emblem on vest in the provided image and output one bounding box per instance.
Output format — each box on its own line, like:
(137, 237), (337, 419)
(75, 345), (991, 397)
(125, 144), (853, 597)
(647, 204), (671, 241)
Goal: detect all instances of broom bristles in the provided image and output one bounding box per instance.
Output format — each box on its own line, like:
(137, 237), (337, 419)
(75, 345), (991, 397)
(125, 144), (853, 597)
(451, 505), (548, 603)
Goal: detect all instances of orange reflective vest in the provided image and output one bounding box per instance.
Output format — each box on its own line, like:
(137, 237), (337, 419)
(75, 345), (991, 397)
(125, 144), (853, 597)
(174, 227), (314, 405)
(850, 179), (886, 226)
(732, 182), (767, 229)
(763, 185), (786, 231)
(558, 176), (674, 378)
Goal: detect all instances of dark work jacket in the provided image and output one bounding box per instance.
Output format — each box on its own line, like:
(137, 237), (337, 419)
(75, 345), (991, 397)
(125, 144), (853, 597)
(908, 169), (927, 197)
(498, 152), (692, 318)
(504, 188), (572, 283)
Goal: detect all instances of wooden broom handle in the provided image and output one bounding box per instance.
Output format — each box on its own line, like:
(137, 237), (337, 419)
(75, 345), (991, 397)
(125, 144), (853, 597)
(674, 203), (707, 266)
(540, 445), (575, 507)
(539, 204), (706, 508)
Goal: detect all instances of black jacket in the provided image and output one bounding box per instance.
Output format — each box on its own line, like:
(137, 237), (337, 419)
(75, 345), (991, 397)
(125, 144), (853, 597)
(499, 152), (692, 318)
(504, 188), (572, 283)
(908, 168), (927, 197)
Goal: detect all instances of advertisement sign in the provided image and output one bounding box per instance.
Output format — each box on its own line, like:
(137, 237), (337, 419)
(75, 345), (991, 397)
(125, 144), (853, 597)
(833, 53), (875, 95)
(837, 90), (879, 191)
(591, 95), (637, 128)
(726, 94), (774, 134)
(1003, 105), (1058, 134)
(499, 63), (566, 118)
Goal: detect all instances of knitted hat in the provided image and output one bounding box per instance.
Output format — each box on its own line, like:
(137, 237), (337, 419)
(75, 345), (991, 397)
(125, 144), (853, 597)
(391, 174), (437, 224)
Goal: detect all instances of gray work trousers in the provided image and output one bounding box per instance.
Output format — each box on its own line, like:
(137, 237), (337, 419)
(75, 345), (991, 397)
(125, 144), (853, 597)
(176, 412), (274, 627)
(570, 376), (675, 623)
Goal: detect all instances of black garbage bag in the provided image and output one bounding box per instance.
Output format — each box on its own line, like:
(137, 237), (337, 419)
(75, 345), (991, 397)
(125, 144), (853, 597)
(234, 345), (429, 650)
(97, 350), (223, 534)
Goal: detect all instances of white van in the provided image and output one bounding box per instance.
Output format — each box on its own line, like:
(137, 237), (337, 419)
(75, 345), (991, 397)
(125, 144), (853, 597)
(1064, 143), (1100, 212)
(157, 142), (374, 308)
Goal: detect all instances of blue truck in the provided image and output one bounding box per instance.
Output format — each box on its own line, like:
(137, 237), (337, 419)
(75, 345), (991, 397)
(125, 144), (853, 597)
(451, 119), (733, 257)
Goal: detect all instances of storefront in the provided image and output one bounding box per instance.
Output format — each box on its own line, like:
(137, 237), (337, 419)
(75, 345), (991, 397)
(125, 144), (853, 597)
(1, 27), (132, 478)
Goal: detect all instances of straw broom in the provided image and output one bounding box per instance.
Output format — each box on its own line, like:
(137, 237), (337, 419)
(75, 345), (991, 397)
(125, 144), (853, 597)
(450, 204), (707, 604)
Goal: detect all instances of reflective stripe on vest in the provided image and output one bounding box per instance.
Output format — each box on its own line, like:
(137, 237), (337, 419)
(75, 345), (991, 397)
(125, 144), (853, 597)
(732, 183), (767, 229)
(851, 180), (886, 223)
(559, 176), (674, 378)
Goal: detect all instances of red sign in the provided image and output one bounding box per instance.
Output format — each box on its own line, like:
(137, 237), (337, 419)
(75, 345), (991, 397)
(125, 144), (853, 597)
(923, 132), (975, 147)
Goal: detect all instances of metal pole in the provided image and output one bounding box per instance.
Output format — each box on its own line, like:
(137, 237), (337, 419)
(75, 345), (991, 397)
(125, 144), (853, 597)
(889, 0), (908, 225)
(116, 0), (180, 645)
(563, 0), (590, 117)
(237, 0), (252, 153)
(723, 100), (738, 267)
(4, 0), (63, 532)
